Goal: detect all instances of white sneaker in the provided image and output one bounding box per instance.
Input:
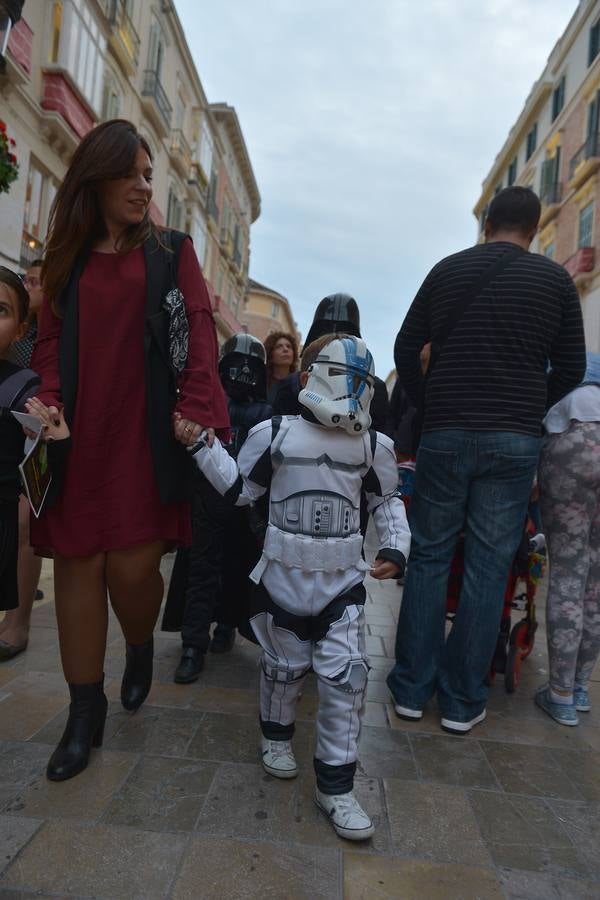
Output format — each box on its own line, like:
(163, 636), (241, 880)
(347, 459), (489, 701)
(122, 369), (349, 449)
(315, 788), (375, 841)
(441, 709), (486, 735)
(261, 737), (298, 779)
(393, 703), (423, 721)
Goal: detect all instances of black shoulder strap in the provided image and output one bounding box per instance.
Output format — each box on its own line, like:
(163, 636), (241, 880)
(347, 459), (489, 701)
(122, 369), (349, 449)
(435, 246), (524, 357)
(164, 229), (188, 287)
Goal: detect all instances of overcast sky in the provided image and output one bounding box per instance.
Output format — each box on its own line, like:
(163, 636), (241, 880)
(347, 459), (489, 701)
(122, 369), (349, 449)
(177, 0), (579, 377)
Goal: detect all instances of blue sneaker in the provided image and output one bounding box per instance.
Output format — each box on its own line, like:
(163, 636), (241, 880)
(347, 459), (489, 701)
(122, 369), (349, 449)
(574, 686), (591, 712)
(535, 686), (578, 726)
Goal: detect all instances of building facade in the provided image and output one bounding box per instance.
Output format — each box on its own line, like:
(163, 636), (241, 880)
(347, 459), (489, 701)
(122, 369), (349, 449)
(241, 278), (301, 345)
(0, 0), (261, 342)
(474, 0), (600, 349)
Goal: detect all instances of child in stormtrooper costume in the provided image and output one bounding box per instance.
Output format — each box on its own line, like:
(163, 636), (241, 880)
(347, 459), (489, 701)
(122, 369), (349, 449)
(189, 335), (410, 840)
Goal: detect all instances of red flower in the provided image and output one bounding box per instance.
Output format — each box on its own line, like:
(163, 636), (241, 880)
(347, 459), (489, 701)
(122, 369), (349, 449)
(9, 154), (17, 164)
(0, 121), (6, 132)
(9, 138), (16, 146)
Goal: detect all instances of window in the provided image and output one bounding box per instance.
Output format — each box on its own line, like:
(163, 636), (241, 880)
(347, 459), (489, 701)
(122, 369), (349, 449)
(579, 201), (594, 249)
(479, 205), (488, 232)
(494, 183), (503, 196)
(166, 187), (184, 231)
(190, 212), (208, 269)
(589, 20), (600, 66)
(551, 75), (566, 122)
(198, 119), (214, 180)
(525, 123), (537, 160)
(271, 300), (279, 320)
(101, 72), (121, 120)
(543, 241), (555, 260)
(49, 1), (106, 113)
(147, 17), (165, 78)
(174, 92), (185, 130)
(21, 160), (57, 266)
(507, 157), (517, 186)
(540, 148), (561, 203)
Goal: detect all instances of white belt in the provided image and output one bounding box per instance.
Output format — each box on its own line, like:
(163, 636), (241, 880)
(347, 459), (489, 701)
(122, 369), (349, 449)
(250, 524), (369, 583)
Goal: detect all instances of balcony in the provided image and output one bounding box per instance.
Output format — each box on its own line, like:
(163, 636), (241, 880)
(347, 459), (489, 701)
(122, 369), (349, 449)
(141, 69), (171, 135)
(169, 129), (192, 180)
(563, 246), (595, 285)
(569, 133), (600, 190)
(104, 1), (139, 76)
(538, 182), (562, 229)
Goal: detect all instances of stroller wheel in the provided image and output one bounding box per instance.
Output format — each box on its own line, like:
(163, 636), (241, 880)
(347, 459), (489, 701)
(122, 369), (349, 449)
(504, 643), (522, 694)
(511, 618), (537, 660)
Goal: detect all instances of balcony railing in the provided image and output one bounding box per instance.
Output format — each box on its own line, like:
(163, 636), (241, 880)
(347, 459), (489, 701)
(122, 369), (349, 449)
(142, 69), (171, 131)
(569, 133), (600, 181)
(540, 182), (562, 206)
(106, 0), (140, 69)
(563, 246), (595, 280)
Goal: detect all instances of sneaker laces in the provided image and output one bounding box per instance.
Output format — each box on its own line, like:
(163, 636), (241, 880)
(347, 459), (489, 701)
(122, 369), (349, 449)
(265, 740), (294, 763)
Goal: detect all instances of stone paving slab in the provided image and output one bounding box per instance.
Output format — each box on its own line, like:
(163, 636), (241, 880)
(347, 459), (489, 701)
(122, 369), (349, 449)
(0, 553), (599, 897)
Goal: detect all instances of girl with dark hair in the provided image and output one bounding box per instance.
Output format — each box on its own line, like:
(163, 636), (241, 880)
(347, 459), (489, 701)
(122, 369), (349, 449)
(1, 259), (46, 658)
(263, 330), (298, 405)
(29, 119), (229, 781)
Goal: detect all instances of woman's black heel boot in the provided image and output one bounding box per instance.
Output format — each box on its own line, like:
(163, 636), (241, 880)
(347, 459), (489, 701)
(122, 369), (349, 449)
(121, 637), (154, 711)
(46, 679), (108, 782)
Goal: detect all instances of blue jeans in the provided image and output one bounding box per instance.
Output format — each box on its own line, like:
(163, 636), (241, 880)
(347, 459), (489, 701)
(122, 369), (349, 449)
(387, 430), (541, 722)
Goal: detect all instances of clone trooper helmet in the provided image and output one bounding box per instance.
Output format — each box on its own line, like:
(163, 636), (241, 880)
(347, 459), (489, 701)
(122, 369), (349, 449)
(219, 333), (267, 400)
(299, 336), (375, 435)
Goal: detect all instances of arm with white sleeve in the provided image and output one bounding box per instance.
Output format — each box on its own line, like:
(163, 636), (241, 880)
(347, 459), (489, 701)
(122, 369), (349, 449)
(190, 418), (273, 507)
(363, 432), (411, 575)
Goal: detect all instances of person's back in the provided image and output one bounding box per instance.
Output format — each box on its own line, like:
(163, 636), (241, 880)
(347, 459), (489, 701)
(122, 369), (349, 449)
(388, 186), (586, 736)
(395, 240), (585, 435)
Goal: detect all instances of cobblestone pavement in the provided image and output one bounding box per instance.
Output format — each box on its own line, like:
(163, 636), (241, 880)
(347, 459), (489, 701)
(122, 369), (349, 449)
(0, 547), (599, 900)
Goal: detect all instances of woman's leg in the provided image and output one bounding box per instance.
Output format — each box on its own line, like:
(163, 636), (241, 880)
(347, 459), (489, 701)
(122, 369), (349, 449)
(54, 553), (108, 683)
(0, 497), (42, 646)
(575, 437), (600, 690)
(106, 541), (165, 643)
(539, 428), (596, 696)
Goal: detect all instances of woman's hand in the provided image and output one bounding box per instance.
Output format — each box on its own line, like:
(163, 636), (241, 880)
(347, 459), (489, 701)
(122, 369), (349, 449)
(24, 398), (70, 441)
(173, 412), (215, 447)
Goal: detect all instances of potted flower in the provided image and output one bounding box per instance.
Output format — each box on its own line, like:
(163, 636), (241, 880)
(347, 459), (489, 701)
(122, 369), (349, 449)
(0, 120), (19, 194)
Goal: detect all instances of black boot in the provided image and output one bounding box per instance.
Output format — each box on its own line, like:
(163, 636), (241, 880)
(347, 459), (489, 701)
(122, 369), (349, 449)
(121, 637), (154, 712)
(47, 679), (108, 782)
(174, 646), (204, 684)
(210, 624), (236, 654)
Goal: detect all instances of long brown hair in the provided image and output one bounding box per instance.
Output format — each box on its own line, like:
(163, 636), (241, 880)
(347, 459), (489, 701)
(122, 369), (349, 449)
(42, 119), (159, 315)
(264, 330), (299, 382)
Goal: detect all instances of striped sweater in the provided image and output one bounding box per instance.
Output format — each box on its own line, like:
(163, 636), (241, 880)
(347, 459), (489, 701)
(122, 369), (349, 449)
(394, 241), (587, 436)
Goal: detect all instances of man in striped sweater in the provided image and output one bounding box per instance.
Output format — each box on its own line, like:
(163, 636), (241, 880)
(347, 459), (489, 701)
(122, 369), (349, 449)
(387, 186), (586, 734)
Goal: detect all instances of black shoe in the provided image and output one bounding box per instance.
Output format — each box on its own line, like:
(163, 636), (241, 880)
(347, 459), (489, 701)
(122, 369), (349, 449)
(174, 646), (205, 683)
(121, 637), (154, 712)
(35, 589), (44, 601)
(210, 624), (236, 654)
(47, 679), (108, 782)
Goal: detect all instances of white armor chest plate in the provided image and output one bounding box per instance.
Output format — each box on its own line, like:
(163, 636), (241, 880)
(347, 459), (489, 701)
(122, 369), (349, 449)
(269, 418), (370, 539)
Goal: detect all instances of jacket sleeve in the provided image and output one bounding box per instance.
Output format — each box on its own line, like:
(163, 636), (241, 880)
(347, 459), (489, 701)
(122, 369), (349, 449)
(174, 238), (230, 437)
(363, 432), (411, 570)
(370, 377), (393, 436)
(547, 270), (587, 408)
(191, 419), (272, 507)
(29, 295), (63, 410)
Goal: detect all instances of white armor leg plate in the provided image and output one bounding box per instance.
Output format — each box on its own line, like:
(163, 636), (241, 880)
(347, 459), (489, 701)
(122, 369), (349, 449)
(251, 610), (312, 726)
(312, 604), (370, 766)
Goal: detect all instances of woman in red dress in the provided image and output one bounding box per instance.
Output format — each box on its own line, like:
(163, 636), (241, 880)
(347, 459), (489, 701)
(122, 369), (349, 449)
(30, 120), (229, 782)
